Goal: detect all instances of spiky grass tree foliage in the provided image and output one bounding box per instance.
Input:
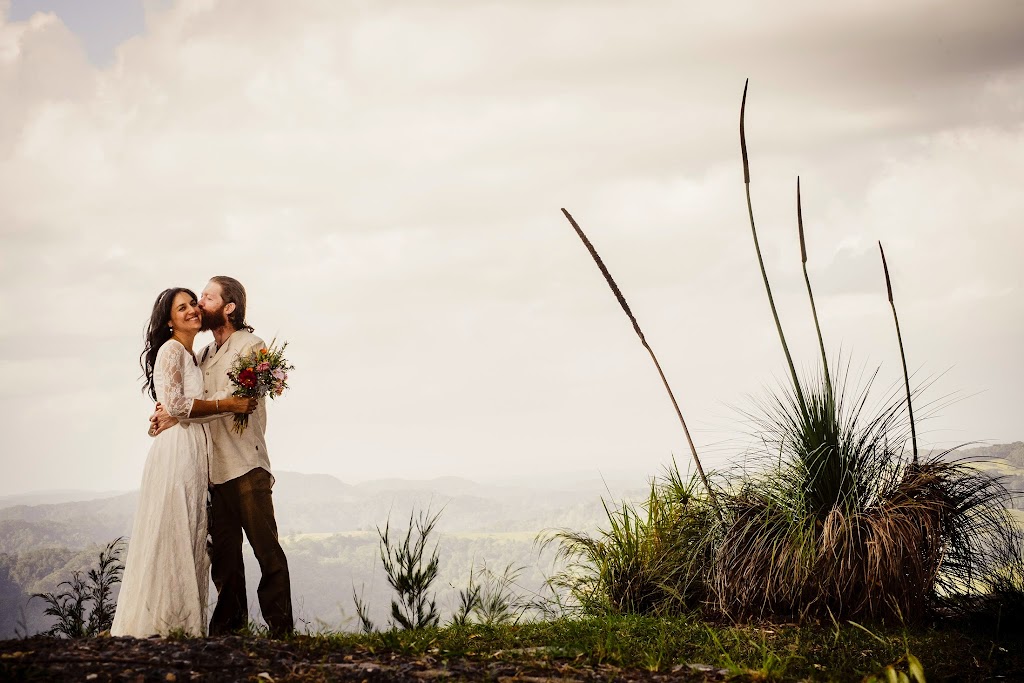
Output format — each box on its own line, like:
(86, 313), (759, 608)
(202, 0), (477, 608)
(551, 462), (721, 616)
(972, 529), (1024, 631)
(718, 373), (1017, 621)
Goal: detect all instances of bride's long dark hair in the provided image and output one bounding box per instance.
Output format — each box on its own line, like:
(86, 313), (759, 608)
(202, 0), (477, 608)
(141, 287), (197, 401)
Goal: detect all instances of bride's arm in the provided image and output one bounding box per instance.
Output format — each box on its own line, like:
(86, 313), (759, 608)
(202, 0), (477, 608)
(151, 343), (256, 432)
(151, 396), (256, 434)
(154, 342), (197, 420)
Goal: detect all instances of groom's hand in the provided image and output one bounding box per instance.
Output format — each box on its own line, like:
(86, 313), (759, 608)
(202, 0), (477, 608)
(148, 403), (178, 437)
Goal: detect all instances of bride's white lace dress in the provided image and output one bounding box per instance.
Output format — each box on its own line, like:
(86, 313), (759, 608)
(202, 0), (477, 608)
(112, 340), (211, 637)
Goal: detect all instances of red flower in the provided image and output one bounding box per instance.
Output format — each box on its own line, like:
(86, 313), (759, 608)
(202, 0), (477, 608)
(237, 368), (257, 389)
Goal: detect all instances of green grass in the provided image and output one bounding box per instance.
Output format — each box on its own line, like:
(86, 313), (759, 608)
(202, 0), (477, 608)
(287, 614), (1023, 681)
(548, 462), (720, 617)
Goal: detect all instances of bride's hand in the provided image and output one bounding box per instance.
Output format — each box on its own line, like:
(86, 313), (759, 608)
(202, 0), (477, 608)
(228, 397), (258, 414)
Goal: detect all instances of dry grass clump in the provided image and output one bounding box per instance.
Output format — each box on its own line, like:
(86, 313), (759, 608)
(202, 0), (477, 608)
(717, 448), (1015, 621)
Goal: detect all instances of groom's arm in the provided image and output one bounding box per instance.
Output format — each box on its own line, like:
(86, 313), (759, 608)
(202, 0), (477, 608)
(150, 397), (252, 436)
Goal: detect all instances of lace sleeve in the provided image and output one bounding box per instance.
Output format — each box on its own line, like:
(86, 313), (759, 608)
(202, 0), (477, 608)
(154, 341), (195, 419)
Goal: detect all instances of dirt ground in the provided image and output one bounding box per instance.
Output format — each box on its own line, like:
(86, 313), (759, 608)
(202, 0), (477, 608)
(0, 635), (733, 682)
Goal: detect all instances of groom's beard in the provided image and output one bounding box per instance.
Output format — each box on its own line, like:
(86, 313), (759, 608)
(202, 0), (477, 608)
(200, 306), (228, 332)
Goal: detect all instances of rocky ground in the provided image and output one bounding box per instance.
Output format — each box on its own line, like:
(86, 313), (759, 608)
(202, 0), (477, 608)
(0, 635), (732, 682)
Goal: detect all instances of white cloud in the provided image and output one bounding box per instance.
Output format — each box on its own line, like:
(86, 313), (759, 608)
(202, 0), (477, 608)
(1, 0), (1022, 494)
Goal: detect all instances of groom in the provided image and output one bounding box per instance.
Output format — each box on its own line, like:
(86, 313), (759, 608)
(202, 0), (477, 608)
(151, 275), (293, 638)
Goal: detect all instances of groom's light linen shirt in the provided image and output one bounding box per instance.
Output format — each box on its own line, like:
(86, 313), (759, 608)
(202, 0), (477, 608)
(197, 329), (273, 486)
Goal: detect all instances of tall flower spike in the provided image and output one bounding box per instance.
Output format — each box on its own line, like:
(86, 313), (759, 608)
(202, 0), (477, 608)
(798, 177), (832, 402)
(879, 241), (918, 463)
(740, 80), (807, 416)
(560, 207), (722, 520)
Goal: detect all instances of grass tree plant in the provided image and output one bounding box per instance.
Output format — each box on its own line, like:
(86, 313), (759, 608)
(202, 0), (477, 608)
(552, 79), (1019, 626)
(717, 81), (1020, 622)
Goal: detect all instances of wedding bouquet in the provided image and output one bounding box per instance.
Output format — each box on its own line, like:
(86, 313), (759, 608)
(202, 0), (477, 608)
(226, 339), (294, 434)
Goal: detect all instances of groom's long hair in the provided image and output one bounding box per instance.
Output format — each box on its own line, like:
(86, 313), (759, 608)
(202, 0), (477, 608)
(140, 287), (197, 402)
(210, 275), (255, 333)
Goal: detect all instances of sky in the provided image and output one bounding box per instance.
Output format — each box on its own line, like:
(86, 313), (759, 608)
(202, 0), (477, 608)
(1, 0), (1022, 496)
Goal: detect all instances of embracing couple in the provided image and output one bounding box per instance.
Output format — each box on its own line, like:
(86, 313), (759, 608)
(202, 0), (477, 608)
(111, 276), (293, 639)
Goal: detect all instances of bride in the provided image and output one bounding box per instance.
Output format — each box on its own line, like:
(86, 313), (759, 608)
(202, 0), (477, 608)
(112, 288), (256, 637)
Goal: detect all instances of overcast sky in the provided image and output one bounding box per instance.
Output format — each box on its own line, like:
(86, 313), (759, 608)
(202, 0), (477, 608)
(1, 0), (1022, 496)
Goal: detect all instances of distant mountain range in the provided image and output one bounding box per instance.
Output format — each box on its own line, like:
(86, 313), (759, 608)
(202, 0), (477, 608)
(0, 490), (131, 508)
(946, 441), (1024, 469)
(0, 470), (649, 556)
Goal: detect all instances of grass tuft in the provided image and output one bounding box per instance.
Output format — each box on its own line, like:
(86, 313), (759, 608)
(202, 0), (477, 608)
(548, 460), (721, 617)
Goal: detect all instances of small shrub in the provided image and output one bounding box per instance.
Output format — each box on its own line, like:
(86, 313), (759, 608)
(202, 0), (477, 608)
(378, 508), (442, 630)
(33, 538), (125, 638)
